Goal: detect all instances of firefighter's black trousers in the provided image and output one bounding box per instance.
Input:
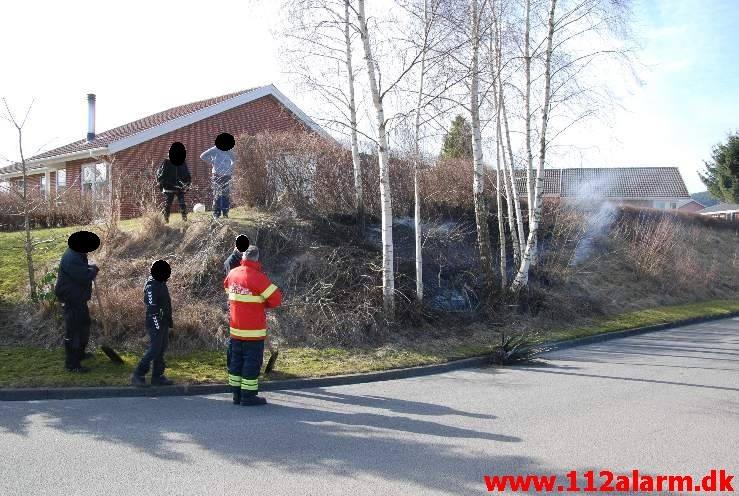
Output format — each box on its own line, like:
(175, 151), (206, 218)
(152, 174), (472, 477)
(63, 302), (91, 370)
(228, 339), (264, 397)
(134, 320), (169, 378)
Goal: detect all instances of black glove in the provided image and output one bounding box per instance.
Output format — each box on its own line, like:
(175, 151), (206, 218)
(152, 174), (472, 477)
(90, 264), (99, 279)
(168, 316), (174, 328)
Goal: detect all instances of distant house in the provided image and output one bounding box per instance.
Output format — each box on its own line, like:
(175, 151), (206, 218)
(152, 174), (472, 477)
(698, 202), (739, 221)
(676, 198), (705, 213)
(0, 85), (329, 219)
(512, 167), (693, 210)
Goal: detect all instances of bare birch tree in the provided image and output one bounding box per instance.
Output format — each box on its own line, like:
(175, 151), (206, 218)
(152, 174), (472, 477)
(1, 98), (37, 299)
(469, 0), (496, 291)
(509, 0), (633, 291)
(355, 0), (396, 316)
(511, 0), (557, 293)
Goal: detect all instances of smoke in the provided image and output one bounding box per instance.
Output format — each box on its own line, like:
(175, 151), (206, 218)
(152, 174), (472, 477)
(568, 175), (617, 266)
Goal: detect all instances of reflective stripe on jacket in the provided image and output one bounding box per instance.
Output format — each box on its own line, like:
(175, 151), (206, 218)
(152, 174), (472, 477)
(224, 260), (282, 341)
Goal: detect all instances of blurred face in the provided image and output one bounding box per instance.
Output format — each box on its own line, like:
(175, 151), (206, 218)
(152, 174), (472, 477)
(215, 133), (235, 151)
(169, 142), (186, 166)
(150, 260), (171, 282)
(68, 230), (100, 253)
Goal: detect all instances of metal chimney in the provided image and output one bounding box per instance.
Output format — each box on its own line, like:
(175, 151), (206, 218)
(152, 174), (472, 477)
(86, 93), (96, 141)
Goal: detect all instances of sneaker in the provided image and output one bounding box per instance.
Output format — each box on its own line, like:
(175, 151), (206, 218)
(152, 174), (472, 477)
(66, 366), (91, 373)
(232, 391), (241, 405)
(240, 395), (267, 407)
(151, 376), (174, 386)
(130, 374), (148, 387)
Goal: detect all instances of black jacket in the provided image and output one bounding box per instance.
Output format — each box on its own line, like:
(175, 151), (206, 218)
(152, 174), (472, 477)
(156, 160), (192, 192)
(144, 277), (173, 329)
(223, 249), (243, 278)
(55, 249), (97, 304)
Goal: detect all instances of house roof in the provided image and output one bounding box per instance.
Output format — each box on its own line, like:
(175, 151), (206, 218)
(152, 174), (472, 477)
(0, 85), (329, 176)
(510, 167), (690, 200)
(698, 202), (739, 214)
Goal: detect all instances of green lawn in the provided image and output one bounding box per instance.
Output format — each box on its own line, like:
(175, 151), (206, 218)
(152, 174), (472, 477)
(1, 298), (736, 388)
(0, 217), (144, 302)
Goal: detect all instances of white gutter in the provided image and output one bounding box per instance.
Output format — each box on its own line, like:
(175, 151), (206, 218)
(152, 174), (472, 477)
(0, 147), (108, 179)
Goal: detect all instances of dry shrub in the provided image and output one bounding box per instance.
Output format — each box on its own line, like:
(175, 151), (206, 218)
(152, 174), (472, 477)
(233, 132), (355, 216)
(278, 246), (384, 346)
(0, 185), (94, 231)
(420, 158), (475, 215)
(615, 211), (682, 280)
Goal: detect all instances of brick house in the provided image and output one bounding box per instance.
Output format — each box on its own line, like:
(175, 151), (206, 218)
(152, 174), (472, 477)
(512, 167), (693, 210)
(0, 85), (329, 218)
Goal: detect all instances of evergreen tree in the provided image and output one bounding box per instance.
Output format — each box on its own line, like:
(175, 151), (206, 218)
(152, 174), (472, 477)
(439, 115), (473, 159)
(700, 133), (739, 203)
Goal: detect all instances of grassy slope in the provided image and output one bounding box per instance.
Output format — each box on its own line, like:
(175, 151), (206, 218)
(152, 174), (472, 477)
(0, 218), (143, 302)
(1, 209), (737, 388)
(1, 298), (737, 388)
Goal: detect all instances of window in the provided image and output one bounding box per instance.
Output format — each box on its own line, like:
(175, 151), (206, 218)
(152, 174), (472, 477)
(653, 201), (665, 209)
(670, 202), (677, 209)
(82, 163), (107, 187)
(82, 162), (108, 197)
(56, 169), (66, 189)
(40, 175), (47, 195)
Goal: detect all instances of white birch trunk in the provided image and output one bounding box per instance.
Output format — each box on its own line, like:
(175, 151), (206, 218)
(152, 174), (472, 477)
(495, 120), (507, 288)
(412, 0), (428, 303)
(511, 0), (557, 293)
(500, 95), (526, 259)
(344, 0), (364, 235)
(524, 0), (534, 224)
(357, 0), (395, 316)
(18, 128), (36, 300)
(470, 0), (495, 290)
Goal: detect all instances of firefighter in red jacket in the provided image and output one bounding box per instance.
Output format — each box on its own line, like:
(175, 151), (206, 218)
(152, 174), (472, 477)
(224, 245), (282, 406)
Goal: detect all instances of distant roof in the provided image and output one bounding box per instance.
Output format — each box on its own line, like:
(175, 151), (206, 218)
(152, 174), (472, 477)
(0, 85), (329, 176)
(511, 167), (690, 199)
(698, 202), (739, 214)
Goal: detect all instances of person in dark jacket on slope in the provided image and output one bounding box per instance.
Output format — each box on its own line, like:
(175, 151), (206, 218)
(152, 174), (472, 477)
(54, 231), (100, 373)
(224, 234), (251, 277)
(157, 142), (192, 223)
(131, 260), (175, 387)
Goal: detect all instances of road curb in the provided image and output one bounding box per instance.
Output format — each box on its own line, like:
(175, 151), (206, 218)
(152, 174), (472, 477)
(1, 312), (737, 402)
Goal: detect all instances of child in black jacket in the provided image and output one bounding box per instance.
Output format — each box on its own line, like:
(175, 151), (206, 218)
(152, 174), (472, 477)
(131, 260), (174, 387)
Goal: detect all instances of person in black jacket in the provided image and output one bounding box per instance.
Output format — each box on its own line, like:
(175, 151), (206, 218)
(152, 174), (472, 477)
(223, 234), (250, 277)
(157, 142), (191, 223)
(54, 231), (100, 373)
(131, 260), (175, 387)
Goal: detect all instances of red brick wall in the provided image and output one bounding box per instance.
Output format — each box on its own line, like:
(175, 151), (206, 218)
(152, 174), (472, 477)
(111, 95), (311, 218)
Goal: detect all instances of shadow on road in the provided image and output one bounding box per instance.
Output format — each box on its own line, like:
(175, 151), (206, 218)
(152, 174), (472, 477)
(0, 390), (527, 494)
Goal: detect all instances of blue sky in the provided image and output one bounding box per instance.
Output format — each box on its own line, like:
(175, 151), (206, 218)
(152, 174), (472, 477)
(0, 0), (736, 193)
(591, 0), (739, 191)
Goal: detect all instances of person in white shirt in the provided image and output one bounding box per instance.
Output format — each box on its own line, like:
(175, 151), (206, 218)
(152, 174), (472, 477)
(200, 133), (236, 218)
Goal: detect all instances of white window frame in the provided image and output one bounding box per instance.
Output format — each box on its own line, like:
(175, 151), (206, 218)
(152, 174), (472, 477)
(82, 162), (109, 199)
(56, 169), (67, 189)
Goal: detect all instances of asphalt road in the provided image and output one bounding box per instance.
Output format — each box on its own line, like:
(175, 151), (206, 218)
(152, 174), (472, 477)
(1, 317), (737, 495)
